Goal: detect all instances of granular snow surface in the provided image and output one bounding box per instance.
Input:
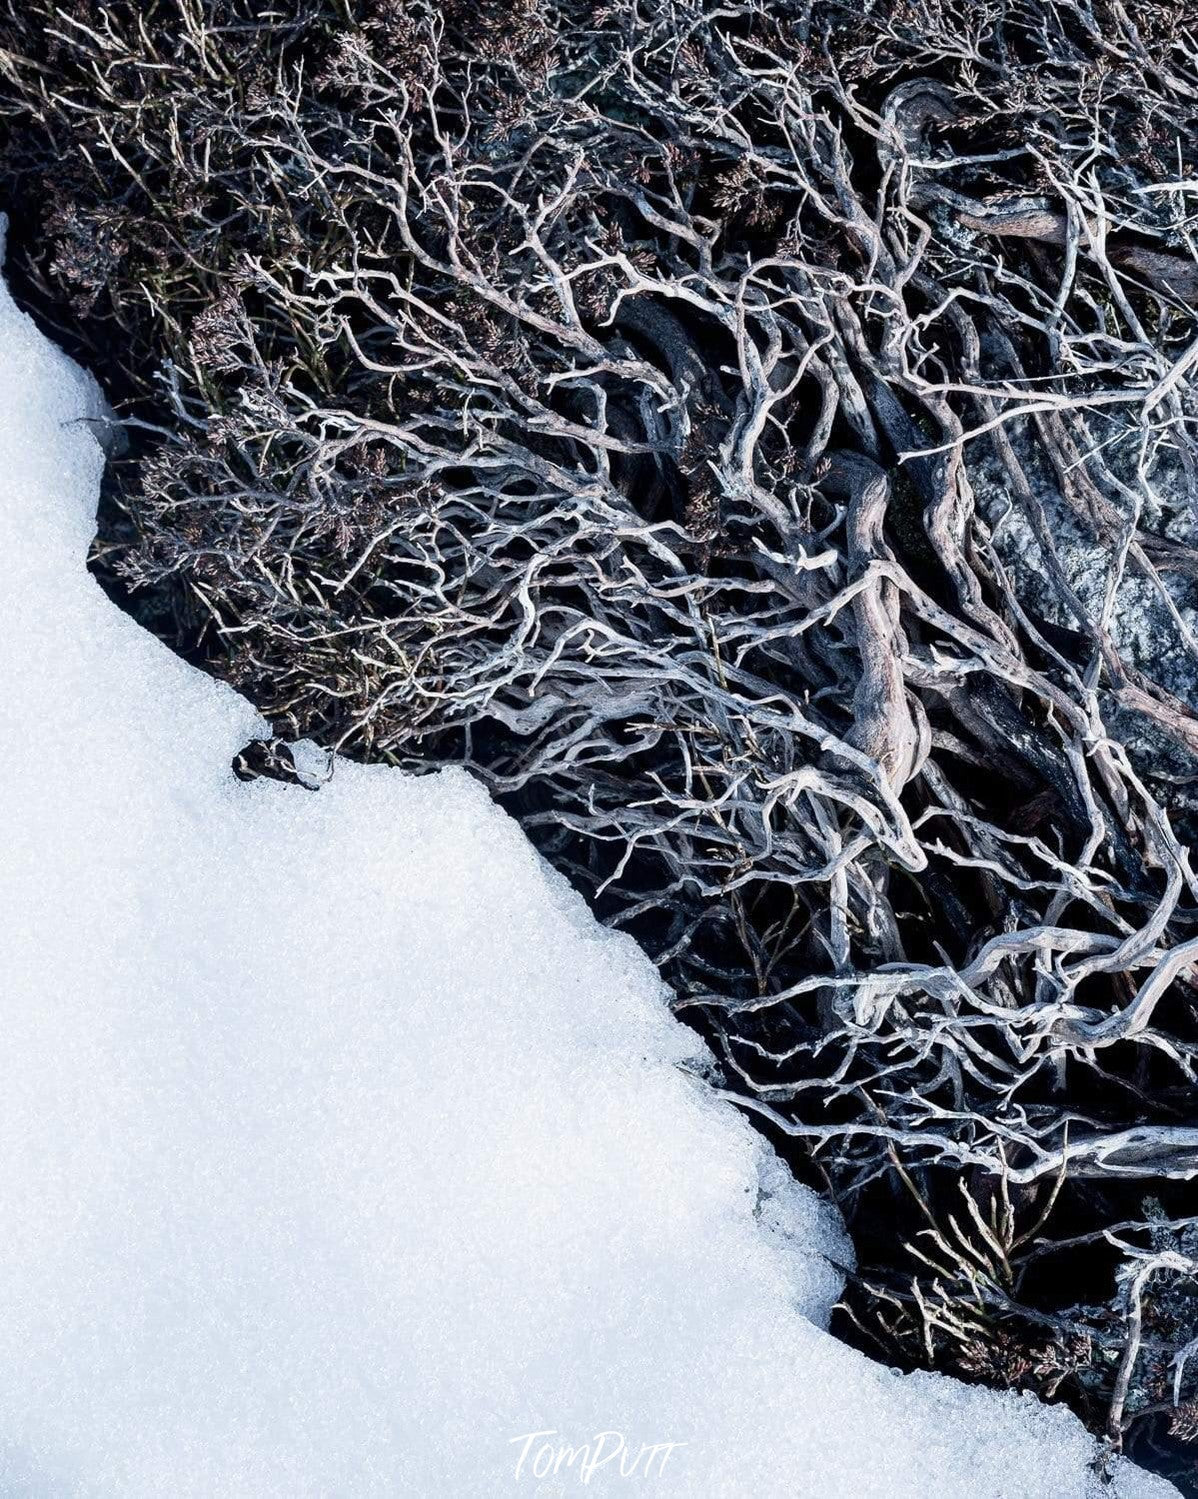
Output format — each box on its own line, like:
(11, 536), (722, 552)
(0, 227), (1178, 1497)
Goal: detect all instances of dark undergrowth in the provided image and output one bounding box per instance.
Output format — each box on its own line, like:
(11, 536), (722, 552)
(3, 1), (1198, 1487)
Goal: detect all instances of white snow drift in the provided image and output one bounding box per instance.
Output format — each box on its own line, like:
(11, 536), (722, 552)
(0, 225), (1177, 1497)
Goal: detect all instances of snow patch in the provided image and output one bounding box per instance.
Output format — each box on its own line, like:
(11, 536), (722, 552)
(0, 233), (1177, 1496)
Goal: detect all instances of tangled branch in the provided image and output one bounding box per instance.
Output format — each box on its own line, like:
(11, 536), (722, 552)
(3, 0), (1198, 1476)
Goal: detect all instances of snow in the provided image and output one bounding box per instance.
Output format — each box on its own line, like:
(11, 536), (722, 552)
(0, 226), (1178, 1498)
